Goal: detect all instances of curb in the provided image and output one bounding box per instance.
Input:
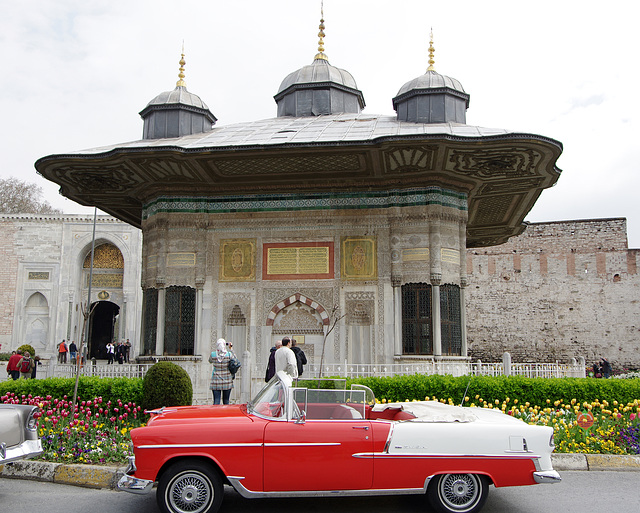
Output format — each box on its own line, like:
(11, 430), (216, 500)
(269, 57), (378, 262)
(552, 453), (640, 471)
(0, 460), (126, 489)
(2, 455), (640, 490)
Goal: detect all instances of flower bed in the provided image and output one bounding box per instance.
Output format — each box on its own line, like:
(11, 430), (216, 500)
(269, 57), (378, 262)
(2, 392), (146, 464)
(3, 390), (639, 462)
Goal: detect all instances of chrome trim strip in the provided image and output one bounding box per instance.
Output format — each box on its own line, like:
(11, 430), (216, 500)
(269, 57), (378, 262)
(137, 443), (263, 449)
(117, 474), (154, 494)
(360, 452), (543, 460)
(381, 422), (395, 453)
(227, 477), (425, 499)
(533, 470), (562, 484)
(264, 442), (341, 447)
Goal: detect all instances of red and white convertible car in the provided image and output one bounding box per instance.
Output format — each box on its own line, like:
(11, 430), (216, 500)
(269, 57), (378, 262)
(119, 371), (560, 513)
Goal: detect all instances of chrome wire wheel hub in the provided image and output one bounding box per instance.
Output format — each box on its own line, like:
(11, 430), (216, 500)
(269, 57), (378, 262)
(440, 474), (479, 511)
(169, 472), (212, 513)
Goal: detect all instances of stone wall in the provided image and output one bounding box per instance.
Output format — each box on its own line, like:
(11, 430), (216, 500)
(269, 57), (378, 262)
(466, 218), (640, 370)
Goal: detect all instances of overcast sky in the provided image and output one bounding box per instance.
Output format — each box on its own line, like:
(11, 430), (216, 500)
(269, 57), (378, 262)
(2, 1), (638, 247)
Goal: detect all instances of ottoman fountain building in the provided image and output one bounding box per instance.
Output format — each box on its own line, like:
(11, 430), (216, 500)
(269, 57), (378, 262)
(36, 20), (562, 397)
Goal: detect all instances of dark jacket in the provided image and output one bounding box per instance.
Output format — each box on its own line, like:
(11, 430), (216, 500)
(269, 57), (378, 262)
(265, 346), (278, 382)
(292, 346), (307, 376)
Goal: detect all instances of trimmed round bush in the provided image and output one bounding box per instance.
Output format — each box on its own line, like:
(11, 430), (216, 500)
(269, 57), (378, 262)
(142, 361), (193, 411)
(17, 344), (36, 356)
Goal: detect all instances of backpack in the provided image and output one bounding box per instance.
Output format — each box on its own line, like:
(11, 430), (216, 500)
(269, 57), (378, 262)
(228, 357), (241, 378)
(20, 357), (32, 373)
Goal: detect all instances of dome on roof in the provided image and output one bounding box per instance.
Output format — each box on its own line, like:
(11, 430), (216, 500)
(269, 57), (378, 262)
(277, 58), (360, 94)
(145, 86), (211, 111)
(139, 51), (217, 140)
(393, 69), (470, 125)
(274, 57), (365, 117)
(395, 70), (466, 97)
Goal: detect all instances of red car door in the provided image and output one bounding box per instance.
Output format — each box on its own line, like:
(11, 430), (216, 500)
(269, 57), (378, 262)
(263, 419), (374, 491)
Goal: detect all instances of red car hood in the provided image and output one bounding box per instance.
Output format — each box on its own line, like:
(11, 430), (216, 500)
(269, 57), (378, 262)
(146, 404), (249, 426)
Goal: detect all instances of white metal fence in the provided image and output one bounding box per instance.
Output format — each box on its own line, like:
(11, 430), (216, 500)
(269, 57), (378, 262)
(300, 361), (586, 379)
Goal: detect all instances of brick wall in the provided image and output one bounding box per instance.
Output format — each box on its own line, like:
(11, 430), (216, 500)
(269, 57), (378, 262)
(466, 218), (640, 370)
(0, 222), (19, 349)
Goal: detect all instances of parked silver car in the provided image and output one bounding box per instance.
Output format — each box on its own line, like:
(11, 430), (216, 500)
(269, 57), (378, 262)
(0, 404), (42, 464)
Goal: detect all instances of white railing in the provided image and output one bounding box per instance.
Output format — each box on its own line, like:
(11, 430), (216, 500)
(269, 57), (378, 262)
(299, 361), (586, 379)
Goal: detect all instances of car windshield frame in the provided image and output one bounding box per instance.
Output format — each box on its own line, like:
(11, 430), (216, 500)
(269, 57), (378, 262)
(248, 371), (292, 421)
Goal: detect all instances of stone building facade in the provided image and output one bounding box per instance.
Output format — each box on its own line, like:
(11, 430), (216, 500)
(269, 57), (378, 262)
(466, 218), (639, 369)
(0, 214), (143, 360)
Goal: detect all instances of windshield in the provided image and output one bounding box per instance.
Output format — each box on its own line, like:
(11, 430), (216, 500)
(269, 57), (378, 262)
(248, 377), (286, 419)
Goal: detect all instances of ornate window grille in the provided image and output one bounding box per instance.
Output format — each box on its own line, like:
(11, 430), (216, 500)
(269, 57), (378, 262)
(440, 284), (462, 356)
(142, 288), (158, 356)
(402, 283), (432, 355)
(164, 286), (195, 356)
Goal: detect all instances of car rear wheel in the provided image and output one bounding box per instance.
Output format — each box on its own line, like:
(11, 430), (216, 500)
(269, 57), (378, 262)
(157, 460), (223, 513)
(427, 473), (489, 513)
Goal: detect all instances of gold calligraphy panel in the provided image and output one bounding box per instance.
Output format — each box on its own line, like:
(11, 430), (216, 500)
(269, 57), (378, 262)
(167, 252), (196, 267)
(263, 242), (334, 280)
(220, 239), (256, 282)
(402, 248), (430, 262)
(28, 272), (50, 280)
(341, 237), (377, 280)
(441, 248), (461, 264)
(87, 273), (123, 288)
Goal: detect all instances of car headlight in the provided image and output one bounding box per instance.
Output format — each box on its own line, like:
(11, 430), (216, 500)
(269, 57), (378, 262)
(26, 408), (38, 431)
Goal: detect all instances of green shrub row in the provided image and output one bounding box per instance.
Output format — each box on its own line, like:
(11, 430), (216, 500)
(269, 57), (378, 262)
(3, 373), (639, 409)
(0, 376), (143, 406)
(345, 374), (640, 406)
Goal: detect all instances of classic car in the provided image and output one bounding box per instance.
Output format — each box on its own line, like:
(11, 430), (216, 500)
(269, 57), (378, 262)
(118, 371), (560, 513)
(0, 404), (42, 465)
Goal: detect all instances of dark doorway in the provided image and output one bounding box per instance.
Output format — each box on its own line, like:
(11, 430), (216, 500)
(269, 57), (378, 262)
(88, 301), (120, 359)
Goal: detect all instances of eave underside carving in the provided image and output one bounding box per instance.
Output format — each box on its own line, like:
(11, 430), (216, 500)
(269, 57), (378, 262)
(37, 136), (561, 248)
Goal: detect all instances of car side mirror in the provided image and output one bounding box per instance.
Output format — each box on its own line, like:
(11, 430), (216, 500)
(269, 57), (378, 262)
(295, 410), (306, 425)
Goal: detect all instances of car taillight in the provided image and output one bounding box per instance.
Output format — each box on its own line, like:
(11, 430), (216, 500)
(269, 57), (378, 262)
(549, 432), (555, 448)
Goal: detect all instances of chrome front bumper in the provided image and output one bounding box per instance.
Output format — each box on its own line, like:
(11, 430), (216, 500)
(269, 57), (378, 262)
(0, 439), (43, 465)
(533, 470), (562, 484)
(116, 455), (154, 494)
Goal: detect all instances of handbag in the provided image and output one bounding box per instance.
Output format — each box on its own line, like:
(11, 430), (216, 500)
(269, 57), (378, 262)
(228, 356), (241, 378)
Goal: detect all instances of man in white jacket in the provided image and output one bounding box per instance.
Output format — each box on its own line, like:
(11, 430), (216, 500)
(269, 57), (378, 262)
(275, 337), (298, 379)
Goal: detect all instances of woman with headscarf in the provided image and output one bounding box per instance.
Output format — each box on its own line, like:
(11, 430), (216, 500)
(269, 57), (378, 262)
(209, 338), (233, 404)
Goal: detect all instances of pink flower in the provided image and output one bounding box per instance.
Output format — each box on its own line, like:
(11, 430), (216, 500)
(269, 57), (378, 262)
(631, 413), (637, 421)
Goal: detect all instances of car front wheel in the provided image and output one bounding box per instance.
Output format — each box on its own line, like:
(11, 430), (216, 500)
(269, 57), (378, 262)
(427, 473), (489, 513)
(157, 461), (223, 513)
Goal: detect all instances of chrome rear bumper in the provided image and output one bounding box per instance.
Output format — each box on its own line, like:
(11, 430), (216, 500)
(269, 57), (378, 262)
(533, 470), (561, 484)
(117, 473), (154, 494)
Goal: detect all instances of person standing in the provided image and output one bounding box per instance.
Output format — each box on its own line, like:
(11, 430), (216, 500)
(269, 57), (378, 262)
(275, 337), (298, 379)
(124, 339), (131, 363)
(106, 341), (115, 364)
(601, 357), (612, 378)
(6, 350), (22, 380)
(18, 352), (34, 379)
(264, 339), (282, 382)
(57, 339), (68, 364)
(69, 341), (78, 364)
(291, 338), (307, 377)
(209, 338), (233, 404)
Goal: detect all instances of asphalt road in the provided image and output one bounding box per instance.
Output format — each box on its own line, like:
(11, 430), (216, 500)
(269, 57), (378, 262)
(2, 471), (639, 513)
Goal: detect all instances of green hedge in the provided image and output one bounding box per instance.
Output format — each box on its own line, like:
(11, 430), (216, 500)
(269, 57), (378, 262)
(346, 374), (640, 407)
(0, 376), (143, 406)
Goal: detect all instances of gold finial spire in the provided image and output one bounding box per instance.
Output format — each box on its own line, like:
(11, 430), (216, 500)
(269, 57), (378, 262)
(176, 43), (186, 87)
(314, 1), (328, 61)
(427, 29), (435, 71)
